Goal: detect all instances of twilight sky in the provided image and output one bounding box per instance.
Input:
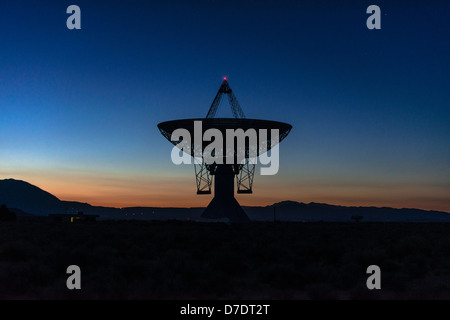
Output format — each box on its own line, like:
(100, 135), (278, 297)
(1, 0), (449, 211)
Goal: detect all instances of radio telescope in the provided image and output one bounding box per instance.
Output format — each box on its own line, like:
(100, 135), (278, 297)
(158, 78), (292, 222)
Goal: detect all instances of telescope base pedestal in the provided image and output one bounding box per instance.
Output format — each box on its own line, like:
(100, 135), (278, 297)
(202, 196), (250, 223)
(200, 165), (250, 223)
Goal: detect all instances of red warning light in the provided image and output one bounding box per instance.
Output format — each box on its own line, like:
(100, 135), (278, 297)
(223, 77), (227, 81)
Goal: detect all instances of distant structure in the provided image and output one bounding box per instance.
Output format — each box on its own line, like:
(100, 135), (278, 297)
(49, 211), (99, 223)
(158, 78), (292, 222)
(351, 215), (363, 223)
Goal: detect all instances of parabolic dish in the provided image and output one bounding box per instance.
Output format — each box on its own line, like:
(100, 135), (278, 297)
(158, 118), (292, 158)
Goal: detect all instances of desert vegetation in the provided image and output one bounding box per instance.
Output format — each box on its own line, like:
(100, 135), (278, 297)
(0, 220), (449, 299)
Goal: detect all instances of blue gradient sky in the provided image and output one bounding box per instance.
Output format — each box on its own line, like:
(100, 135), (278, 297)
(1, 1), (449, 211)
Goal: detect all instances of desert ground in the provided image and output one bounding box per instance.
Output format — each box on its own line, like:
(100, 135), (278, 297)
(0, 220), (449, 299)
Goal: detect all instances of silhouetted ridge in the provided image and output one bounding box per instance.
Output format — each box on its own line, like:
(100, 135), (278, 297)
(0, 179), (62, 215)
(261, 200), (449, 222)
(0, 179), (448, 221)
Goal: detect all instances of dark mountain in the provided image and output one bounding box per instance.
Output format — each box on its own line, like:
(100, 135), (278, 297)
(0, 178), (449, 222)
(0, 179), (123, 218)
(255, 200), (450, 222)
(0, 179), (63, 215)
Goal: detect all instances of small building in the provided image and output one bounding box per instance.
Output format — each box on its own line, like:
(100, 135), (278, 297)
(48, 211), (99, 222)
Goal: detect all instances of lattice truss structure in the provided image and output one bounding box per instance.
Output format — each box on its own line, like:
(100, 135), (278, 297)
(195, 80), (255, 195)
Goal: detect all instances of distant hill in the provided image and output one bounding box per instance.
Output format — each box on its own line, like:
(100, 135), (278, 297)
(0, 178), (449, 222)
(0, 179), (122, 218)
(243, 200), (450, 222)
(0, 179), (62, 215)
